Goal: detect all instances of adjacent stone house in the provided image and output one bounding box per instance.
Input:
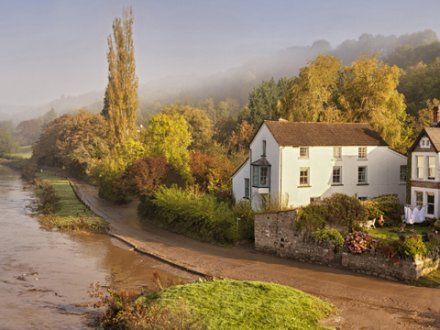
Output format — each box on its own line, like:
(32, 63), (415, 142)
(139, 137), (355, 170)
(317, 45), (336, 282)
(232, 120), (407, 210)
(409, 106), (440, 218)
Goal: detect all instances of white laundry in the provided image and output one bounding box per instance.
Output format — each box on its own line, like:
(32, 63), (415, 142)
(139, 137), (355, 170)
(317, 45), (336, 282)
(404, 205), (426, 224)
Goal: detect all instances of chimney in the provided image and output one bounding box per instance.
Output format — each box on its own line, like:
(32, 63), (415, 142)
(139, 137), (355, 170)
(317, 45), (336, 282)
(433, 106), (439, 127)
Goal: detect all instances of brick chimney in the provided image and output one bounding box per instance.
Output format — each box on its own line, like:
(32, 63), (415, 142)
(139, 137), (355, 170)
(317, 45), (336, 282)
(433, 106), (439, 127)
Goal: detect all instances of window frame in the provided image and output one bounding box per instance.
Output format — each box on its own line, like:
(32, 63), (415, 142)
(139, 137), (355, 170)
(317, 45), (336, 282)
(332, 166), (342, 185)
(252, 165), (270, 188)
(262, 140), (267, 157)
(358, 146), (367, 159)
(358, 166), (367, 184)
(428, 156), (436, 180)
(299, 147), (309, 159)
(333, 146), (342, 159)
(299, 167), (310, 186)
(416, 156), (424, 179)
(244, 178), (250, 198)
(400, 165), (407, 182)
(427, 193), (435, 215)
(415, 191), (423, 208)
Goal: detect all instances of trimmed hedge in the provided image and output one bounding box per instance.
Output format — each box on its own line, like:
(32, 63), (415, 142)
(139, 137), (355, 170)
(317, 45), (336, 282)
(141, 186), (237, 244)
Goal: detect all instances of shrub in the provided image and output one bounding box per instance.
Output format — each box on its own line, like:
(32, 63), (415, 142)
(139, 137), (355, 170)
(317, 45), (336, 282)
(368, 194), (403, 226)
(322, 194), (365, 230)
(21, 161), (37, 181)
(34, 179), (60, 214)
(149, 186), (237, 244)
(344, 231), (377, 254)
(311, 228), (344, 253)
(395, 235), (427, 260)
(425, 233), (440, 259)
(233, 200), (255, 241)
(257, 194), (291, 213)
(295, 204), (326, 233)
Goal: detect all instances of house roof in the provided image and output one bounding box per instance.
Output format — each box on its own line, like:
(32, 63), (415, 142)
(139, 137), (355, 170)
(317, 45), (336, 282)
(264, 121), (388, 147)
(410, 127), (440, 153)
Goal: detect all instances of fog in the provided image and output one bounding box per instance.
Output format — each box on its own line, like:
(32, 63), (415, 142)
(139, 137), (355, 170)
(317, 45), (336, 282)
(1, 0), (440, 121)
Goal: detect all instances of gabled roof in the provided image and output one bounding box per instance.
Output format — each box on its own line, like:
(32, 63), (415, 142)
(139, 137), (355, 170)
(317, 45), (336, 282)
(410, 127), (440, 153)
(264, 121), (388, 147)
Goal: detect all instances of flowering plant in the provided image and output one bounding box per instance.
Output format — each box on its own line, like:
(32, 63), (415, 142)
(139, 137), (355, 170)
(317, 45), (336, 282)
(344, 231), (377, 254)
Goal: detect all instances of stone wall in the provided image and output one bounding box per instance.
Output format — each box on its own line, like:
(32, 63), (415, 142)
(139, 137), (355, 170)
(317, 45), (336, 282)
(254, 210), (339, 265)
(342, 253), (440, 282)
(255, 210), (438, 281)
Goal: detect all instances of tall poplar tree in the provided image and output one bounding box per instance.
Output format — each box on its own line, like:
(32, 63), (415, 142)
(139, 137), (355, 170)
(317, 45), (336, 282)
(102, 8), (138, 144)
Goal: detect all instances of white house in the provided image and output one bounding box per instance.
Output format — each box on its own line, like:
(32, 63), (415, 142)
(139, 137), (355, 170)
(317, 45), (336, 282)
(232, 120), (407, 210)
(409, 106), (440, 218)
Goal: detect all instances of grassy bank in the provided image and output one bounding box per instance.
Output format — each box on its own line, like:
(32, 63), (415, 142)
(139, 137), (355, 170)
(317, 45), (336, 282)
(99, 279), (334, 329)
(35, 172), (107, 233)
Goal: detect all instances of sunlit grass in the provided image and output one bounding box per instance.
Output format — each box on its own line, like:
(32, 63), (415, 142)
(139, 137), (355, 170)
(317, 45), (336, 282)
(36, 172), (107, 233)
(5, 145), (32, 159)
(136, 279), (334, 330)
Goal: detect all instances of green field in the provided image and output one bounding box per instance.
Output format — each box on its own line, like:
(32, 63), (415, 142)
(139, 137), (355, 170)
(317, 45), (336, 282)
(5, 145), (32, 159)
(105, 279), (334, 329)
(36, 172), (107, 233)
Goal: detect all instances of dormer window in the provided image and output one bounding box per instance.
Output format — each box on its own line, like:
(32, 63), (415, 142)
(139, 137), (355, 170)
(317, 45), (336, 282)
(420, 137), (431, 148)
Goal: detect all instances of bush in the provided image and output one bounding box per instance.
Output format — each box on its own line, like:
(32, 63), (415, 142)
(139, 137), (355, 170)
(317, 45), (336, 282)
(311, 228), (344, 253)
(322, 194), (365, 230)
(395, 235), (427, 260)
(21, 161), (37, 181)
(257, 194), (291, 213)
(34, 179), (60, 214)
(344, 231), (377, 254)
(368, 194), (403, 226)
(295, 204), (326, 233)
(233, 200), (255, 241)
(148, 186), (237, 244)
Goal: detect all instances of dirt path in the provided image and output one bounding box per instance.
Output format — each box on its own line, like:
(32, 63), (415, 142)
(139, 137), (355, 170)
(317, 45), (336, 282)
(71, 180), (439, 330)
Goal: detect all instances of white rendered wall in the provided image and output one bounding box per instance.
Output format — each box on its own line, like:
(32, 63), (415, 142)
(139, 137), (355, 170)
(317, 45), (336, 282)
(232, 158), (250, 202)
(280, 146), (407, 208)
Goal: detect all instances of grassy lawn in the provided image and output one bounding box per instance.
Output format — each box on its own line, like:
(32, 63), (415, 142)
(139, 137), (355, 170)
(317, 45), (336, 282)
(36, 172), (107, 233)
(129, 279), (334, 330)
(368, 226), (432, 241)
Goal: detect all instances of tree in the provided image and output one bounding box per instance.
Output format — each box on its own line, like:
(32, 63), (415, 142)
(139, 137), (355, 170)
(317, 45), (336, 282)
(102, 8), (138, 144)
(287, 55), (342, 122)
(161, 104), (213, 150)
(246, 78), (280, 127)
(15, 118), (44, 145)
(0, 128), (16, 155)
(337, 56), (408, 151)
(143, 113), (192, 177)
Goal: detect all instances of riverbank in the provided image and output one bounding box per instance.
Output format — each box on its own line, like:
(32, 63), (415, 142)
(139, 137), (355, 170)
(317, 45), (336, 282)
(34, 172), (108, 233)
(72, 179), (440, 330)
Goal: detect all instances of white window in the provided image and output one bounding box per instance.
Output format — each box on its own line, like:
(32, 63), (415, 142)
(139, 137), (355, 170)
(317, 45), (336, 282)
(400, 165), (407, 182)
(358, 166), (367, 184)
(427, 193), (435, 215)
(358, 147), (367, 159)
(299, 147), (309, 158)
(420, 137), (431, 148)
(252, 166), (270, 188)
(416, 191), (423, 208)
(299, 167), (310, 186)
(428, 156), (436, 180)
(244, 178), (250, 198)
(332, 166), (342, 184)
(417, 156), (424, 179)
(333, 146), (342, 159)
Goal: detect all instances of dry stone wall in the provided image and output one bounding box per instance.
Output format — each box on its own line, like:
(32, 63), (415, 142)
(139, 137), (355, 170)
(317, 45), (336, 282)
(255, 210), (438, 281)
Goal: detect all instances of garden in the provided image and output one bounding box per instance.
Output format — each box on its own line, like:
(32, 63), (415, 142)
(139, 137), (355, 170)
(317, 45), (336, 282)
(264, 193), (440, 285)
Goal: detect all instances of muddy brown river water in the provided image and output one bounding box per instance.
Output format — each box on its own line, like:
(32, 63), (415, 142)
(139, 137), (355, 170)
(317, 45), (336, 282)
(0, 165), (195, 329)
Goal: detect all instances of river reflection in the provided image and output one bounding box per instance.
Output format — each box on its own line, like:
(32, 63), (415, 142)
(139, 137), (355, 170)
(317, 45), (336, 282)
(0, 165), (194, 329)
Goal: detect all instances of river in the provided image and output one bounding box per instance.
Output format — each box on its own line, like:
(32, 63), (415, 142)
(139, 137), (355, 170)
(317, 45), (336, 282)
(0, 165), (195, 329)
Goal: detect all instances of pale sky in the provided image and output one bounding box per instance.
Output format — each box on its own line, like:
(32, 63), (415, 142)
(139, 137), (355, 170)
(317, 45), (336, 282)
(1, 0), (440, 105)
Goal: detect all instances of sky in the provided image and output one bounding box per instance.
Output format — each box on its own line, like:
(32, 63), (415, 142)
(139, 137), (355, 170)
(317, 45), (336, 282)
(1, 0), (440, 106)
